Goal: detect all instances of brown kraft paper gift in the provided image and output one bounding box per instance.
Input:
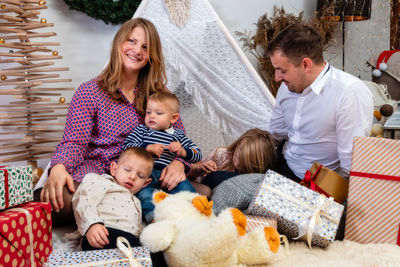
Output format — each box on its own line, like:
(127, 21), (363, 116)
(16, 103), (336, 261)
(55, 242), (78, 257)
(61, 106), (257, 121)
(301, 162), (349, 204)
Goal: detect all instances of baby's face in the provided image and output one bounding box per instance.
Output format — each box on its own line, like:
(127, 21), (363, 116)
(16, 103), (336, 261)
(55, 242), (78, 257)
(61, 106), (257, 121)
(111, 153), (152, 194)
(145, 100), (176, 131)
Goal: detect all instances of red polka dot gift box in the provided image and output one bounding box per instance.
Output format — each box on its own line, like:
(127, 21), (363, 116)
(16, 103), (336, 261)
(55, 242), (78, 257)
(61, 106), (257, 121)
(0, 202), (52, 266)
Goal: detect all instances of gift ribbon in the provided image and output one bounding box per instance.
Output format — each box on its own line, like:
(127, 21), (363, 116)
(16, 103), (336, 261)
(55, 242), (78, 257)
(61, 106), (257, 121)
(398, 224), (400, 246)
(305, 195), (334, 248)
(3, 168), (9, 209)
(302, 165), (323, 191)
(302, 166), (333, 201)
(280, 235), (290, 255)
(261, 184), (338, 248)
(64, 236), (151, 267)
(7, 207), (35, 266)
(350, 171), (400, 182)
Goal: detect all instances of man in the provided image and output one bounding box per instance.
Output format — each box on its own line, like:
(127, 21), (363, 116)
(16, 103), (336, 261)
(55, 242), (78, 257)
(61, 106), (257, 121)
(267, 23), (373, 182)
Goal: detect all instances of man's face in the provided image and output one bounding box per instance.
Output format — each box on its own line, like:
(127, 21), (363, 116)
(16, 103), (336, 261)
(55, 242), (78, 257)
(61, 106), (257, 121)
(270, 50), (307, 93)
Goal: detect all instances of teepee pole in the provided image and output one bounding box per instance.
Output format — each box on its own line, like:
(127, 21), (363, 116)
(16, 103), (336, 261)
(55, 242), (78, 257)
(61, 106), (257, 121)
(202, 0), (275, 106)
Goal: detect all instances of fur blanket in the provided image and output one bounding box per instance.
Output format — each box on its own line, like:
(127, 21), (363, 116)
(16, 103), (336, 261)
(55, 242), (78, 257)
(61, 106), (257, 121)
(51, 227), (400, 266)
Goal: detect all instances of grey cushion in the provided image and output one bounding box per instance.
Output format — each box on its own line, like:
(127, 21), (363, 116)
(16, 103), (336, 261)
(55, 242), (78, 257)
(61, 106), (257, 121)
(211, 173), (264, 215)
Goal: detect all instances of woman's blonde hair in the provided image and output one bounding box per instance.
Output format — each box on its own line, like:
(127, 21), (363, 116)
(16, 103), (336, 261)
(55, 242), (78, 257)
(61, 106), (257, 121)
(98, 18), (167, 115)
(218, 128), (277, 174)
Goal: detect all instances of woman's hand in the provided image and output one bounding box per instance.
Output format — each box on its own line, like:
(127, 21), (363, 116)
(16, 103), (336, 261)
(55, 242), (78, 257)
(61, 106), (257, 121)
(40, 164), (75, 212)
(86, 224), (109, 248)
(159, 160), (186, 191)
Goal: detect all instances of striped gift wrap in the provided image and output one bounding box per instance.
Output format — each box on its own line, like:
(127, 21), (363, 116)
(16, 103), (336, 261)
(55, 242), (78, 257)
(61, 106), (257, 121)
(245, 215), (277, 232)
(345, 137), (400, 245)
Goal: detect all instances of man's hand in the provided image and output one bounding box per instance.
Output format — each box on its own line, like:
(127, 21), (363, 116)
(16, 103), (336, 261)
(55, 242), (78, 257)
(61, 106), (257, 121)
(159, 160), (186, 191)
(40, 164), (75, 213)
(168, 142), (186, 157)
(85, 224), (109, 248)
(146, 144), (166, 158)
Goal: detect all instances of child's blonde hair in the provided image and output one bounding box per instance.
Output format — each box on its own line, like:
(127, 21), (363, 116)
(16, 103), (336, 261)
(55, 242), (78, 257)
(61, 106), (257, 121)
(218, 128), (277, 173)
(148, 91), (180, 113)
(119, 147), (154, 167)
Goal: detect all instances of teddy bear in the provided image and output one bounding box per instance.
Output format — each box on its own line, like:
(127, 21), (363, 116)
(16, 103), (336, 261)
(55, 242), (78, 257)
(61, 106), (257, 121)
(140, 191), (281, 267)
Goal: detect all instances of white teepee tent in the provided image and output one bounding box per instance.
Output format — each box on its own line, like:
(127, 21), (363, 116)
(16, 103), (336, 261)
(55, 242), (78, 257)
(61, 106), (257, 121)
(134, 0), (275, 154)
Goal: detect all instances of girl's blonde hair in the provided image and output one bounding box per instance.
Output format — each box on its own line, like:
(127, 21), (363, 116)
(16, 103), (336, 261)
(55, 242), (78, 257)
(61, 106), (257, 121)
(218, 128), (277, 173)
(97, 18), (167, 115)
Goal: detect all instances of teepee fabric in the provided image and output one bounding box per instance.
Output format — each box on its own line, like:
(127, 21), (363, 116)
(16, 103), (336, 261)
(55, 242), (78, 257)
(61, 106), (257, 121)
(134, 0), (275, 152)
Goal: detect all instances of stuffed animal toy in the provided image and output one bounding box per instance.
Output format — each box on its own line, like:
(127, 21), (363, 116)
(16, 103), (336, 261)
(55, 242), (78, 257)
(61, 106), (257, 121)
(140, 191), (280, 267)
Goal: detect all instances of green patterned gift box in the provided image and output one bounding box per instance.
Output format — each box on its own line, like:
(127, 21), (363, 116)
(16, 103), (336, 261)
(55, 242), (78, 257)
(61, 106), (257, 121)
(0, 165), (33, 210)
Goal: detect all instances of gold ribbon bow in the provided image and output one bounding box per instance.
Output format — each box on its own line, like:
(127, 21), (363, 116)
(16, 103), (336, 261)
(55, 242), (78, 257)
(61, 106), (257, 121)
(305, 195), (335, 248)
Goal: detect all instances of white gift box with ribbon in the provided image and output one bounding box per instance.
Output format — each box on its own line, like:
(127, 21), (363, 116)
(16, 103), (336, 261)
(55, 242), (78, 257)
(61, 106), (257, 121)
(45, 237), (152, 267)
(247, 170), (344, 248)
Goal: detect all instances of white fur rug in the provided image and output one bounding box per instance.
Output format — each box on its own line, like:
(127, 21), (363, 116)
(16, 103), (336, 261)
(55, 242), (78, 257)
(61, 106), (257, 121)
(51, 227), (400, 266)
(271, 240), (400, 267)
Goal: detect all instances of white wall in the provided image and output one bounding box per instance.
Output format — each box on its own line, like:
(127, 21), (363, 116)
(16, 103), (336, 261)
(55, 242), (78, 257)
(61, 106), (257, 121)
(38, 0), (389, 100)
(39, 0), (119, 102)
(37, 0), (320, 102)
(209, 0), (318, 67)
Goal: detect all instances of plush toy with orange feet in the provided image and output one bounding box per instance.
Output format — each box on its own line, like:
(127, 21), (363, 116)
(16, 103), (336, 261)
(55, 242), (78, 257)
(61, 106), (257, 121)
(140, 191), (280, 267)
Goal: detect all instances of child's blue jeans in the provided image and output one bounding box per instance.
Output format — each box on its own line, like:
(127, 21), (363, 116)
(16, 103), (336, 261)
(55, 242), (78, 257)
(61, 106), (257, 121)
(136, 168), (196, 223)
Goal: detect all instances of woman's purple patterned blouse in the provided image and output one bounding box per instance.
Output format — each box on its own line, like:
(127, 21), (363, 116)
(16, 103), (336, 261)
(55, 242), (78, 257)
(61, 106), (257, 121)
(50, 79), (185, 182)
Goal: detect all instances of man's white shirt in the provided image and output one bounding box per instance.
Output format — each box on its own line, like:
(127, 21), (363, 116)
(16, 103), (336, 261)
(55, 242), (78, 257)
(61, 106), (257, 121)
(269, 62), (374, 179)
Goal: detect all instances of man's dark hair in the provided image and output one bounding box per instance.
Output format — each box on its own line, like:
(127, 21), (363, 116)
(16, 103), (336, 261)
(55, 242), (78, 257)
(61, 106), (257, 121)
(267, 23), (324, 65)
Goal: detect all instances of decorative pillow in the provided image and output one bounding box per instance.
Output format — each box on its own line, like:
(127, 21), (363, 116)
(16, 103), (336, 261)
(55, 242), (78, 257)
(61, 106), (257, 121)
(211, 173), (264, 215)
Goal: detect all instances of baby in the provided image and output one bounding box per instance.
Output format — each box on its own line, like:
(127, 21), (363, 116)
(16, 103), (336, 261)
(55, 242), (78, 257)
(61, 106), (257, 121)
(123, 91), (201, 223)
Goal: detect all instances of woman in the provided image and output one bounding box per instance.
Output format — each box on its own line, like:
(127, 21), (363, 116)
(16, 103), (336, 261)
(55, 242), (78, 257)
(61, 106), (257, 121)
(37, 18), (188, 225)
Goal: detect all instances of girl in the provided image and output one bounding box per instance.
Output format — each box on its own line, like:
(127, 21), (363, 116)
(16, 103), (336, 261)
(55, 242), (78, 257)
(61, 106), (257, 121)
(189, 128), (277, 195)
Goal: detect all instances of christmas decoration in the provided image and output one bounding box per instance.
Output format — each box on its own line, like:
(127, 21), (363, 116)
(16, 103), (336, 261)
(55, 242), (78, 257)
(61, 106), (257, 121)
(372, 50), (400, 77)
(63, 0), (142, 25)
(0, 0), (74, 166)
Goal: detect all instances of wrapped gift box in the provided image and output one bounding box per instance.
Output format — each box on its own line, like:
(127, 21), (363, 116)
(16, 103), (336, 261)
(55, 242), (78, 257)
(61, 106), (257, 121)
(1, 165), (33, 210)
(345, 137), (400, 245)
(301, 162), (349, 204)
(245, 215), (277, 232)
(247, 170), (344, 248)
(0, 202), (52, 266)
(45, 246), (152, 266)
